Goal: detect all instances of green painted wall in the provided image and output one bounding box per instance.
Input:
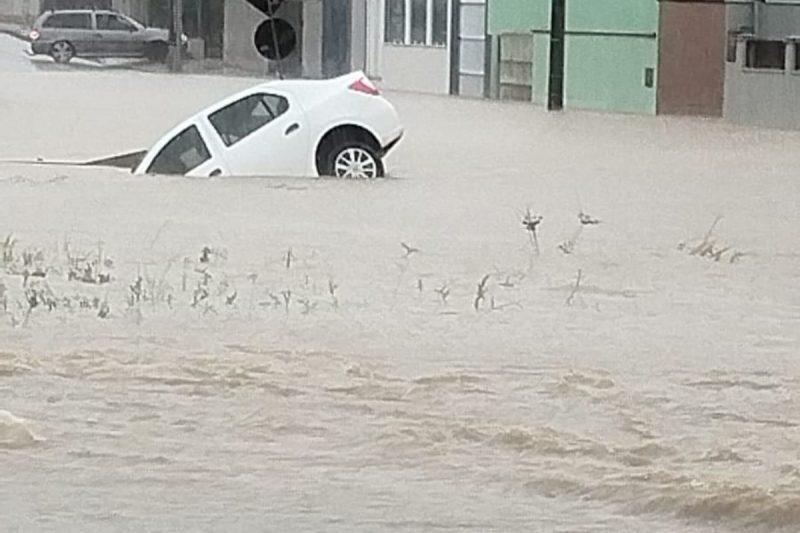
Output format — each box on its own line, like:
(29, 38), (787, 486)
(566, 0), (658, 32)
(487, 0), (549, 34)
(564, 36), (657, 113)
(564, 0), (658, 114)
(488, 0), (659, 114)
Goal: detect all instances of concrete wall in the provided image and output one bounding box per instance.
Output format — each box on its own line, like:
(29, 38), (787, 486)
(380, 44), (450, 93)
(302, 0), (322, 78)
(0, 0), (39, 24)
(727, 0), (800, 36)
(658, 1), (725, 116)
(724, 2), (800, 130)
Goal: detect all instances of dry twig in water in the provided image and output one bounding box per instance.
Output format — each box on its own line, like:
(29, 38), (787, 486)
(474, 275), (490, 311)
(566, 269), (583, 306)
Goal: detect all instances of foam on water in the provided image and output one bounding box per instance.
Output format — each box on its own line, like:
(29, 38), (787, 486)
(0, 410), (42, 449)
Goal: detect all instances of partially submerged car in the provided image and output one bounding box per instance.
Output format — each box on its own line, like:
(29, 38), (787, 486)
(133, 72), (403, 179)
(29, 9), (181, 64)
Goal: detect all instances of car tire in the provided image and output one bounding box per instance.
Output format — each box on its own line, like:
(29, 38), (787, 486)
(50, 41), (75, 64)
(145, 41), (169, 63)
(321, 139), (384, 179)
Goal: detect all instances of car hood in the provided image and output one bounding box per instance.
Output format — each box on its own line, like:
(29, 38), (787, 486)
(141, 27), (170, 41)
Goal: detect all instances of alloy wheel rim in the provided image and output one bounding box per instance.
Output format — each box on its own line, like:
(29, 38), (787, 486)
(52, 43), (72, 62)
(334, 148), (377, 179)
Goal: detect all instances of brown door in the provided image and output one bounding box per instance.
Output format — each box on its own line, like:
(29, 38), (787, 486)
(657, 1), (725, 116)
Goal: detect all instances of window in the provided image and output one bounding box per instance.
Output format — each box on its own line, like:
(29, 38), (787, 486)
(147, 126), (211, 175)
(96, 14), (136, 32)
(43, 13), (92, 29)
(432, 0), (448, 46)
(385, 0), (405, 44)
(796, 43), (800, 71)
(385, 0), (448, 47)
(208, 93), (289, 147)
(745, 40), (785, 70)
(410, 0), (426, 44)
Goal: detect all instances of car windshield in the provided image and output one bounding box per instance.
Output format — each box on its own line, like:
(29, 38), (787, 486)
(146, 125), (211, 175)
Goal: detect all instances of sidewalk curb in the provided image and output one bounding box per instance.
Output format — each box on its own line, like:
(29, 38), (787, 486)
(0, 28), (30, 43)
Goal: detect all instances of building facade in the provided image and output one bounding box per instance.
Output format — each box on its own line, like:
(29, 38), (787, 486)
(487, 0), (736, 117)
(724, 0), (800, 129)
(488, 0), (660, 114)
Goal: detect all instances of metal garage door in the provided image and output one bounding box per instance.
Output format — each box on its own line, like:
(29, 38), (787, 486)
(452, 0), (486, 97)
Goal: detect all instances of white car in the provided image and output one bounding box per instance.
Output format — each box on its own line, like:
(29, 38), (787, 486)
(133, 72), (403, 179)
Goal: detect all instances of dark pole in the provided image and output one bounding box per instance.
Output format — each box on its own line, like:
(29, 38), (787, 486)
(171, 0), (184, 72)
(266, 0), (284, 79)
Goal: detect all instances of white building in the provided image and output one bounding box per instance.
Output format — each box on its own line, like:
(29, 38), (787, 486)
(372, 0), (488, 97)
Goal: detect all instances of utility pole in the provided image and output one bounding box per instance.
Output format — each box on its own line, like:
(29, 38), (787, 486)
(170, 0), (183, 72)
(266, 0), (284, 79)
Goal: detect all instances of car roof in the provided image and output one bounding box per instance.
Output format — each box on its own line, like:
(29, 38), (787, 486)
(41, 9), (118, 15)
(201, 71), (365, 114)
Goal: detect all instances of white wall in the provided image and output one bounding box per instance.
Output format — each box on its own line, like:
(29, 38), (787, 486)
(302, 0), (322, 78)
(380, 44), (450, 93)
(370, 0), (453, 95)
(724, 38), (800, 130)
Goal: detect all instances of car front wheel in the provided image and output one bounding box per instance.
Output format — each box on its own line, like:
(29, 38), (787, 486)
(50, 41), (74, 64)
(324, 141), (383, 179)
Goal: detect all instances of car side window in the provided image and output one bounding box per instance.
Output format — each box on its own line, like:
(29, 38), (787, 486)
(208, 93), (290, 147)
(43, 13), (92, 29)
(146, 125), (211, 175)
(96, 14), (136, 31)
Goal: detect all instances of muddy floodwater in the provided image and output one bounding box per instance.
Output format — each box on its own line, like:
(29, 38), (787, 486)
(1, 33), (799, 532)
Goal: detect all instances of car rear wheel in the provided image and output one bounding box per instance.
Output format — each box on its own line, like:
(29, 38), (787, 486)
(323, 141), (383, 179)
(50, 41), (74, 64)
(145, 41), (169, 63)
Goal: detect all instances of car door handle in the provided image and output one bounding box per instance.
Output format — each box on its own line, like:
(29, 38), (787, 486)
(284, 123), (300, 136)
(208, 168), (222, 177)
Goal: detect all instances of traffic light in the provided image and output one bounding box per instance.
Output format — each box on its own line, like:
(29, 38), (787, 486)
(245, 0), (297, 63)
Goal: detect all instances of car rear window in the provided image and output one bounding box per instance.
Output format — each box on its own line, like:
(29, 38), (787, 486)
(42, 13), (92, 29)
(208, 93), (289, 147)
(147, 125), (211, 175)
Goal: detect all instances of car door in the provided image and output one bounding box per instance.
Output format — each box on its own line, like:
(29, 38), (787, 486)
(143, 122), (229, 177)
(42, 12), (94, 55)
(94, 13), (139, 56)
(206, 91), (310, 177)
